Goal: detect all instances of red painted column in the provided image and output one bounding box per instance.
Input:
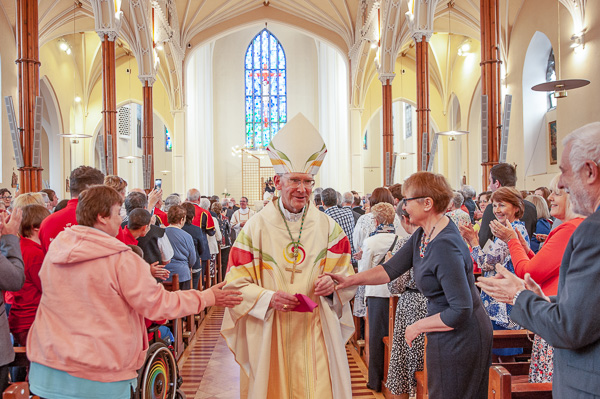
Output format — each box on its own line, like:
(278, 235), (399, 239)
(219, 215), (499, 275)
(16, 0), (42, 192)
(415, 35), (430, 171)
(143, 82), (154, 191)
(382, 79), (394, 185)
(480, 0), (502, 186)
(101, 34), (118, 175)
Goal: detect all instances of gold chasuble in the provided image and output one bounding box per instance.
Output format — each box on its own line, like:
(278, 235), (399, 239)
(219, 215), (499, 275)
(221, 200), (356, 399)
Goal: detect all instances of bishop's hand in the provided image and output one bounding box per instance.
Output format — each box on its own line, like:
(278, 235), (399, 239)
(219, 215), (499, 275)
(269, 290), (299, 312)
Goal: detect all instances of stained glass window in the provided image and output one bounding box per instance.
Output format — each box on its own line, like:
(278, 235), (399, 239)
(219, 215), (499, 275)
(165, 126), (172, 152)
(245, 29), (287, 150)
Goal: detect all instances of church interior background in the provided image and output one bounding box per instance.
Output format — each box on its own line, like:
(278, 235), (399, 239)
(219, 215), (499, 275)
(1, 0), (598, 200)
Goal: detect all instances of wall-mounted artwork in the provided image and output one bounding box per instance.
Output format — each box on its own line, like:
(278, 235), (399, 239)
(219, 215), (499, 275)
(548, 120), (557, 165)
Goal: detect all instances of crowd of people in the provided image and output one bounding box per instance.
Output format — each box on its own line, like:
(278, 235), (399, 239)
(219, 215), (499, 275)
(1, 117), (599, 399)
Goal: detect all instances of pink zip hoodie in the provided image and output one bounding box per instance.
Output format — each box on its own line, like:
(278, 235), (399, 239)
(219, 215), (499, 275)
(27, 225), (214, 382)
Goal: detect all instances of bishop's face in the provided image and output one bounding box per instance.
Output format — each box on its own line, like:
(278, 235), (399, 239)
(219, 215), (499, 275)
(274, 173), (315, 214)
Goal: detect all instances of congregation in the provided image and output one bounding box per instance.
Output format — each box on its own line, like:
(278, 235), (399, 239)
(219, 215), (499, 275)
(1, 120), (600, 399)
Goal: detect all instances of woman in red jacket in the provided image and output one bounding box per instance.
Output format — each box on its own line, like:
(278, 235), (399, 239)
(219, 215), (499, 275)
(490, 175), (585, 383)
(8, 204), (50, 346)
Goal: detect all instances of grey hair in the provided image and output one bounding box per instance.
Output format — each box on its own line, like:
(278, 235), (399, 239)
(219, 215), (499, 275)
(342, 192), (354, 204)
(164, 194), (181, 212)
(313, 187), (324, 197)
(321, 188), (337, 207)
(199, 198), (211, 210)
(221, 199), (229, 208)
(450, 191), (464, 209)
(336, 191), (342, 206)
(186, 188), (201, 202)
(563, 122), (600, 172)
(461, 185), (476, 198)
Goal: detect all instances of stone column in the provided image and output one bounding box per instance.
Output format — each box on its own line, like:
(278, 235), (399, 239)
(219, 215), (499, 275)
(172, 109), (186, 195)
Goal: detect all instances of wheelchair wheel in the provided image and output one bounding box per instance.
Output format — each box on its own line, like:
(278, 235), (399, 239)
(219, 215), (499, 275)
(136, 342), (178, 399)
(175, 388), (186, 399)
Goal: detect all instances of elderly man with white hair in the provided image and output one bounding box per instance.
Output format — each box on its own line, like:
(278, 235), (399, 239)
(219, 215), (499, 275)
(477, 122), (600, 398)
(222, 114), (356, 398)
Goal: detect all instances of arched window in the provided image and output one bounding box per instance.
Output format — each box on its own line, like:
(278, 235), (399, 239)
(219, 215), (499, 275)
(546, 49), (556, 110)
(245, 29), (287, 150)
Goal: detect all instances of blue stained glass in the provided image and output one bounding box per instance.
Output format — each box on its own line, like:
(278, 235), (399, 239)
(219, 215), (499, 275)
(245, 50), (252, 70)
(278, 71), (286, 96)
(270, 71), (278, 96)
(254, 97), (262, 123)
(278, 47), (285, 69)
(245, 73), (252, 96)
(245, 97), (252, 122)
(245, 29), (286, 149)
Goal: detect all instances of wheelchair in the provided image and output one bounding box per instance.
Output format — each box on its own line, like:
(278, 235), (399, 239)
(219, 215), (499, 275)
(132, 324), (186, 399)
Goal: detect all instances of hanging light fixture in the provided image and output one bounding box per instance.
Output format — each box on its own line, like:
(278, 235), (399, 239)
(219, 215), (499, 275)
(118, 155), (142, 164)
(436, 1), (469, 141)
(59, 2), (89, 141)
(531, 0), (589, 97)
(396, 152), (415, 160)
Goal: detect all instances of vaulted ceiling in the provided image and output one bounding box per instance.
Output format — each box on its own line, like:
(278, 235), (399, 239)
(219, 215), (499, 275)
(0, 0), (586, 110)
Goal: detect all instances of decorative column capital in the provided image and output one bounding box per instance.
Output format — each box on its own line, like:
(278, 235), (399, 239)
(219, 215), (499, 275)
(412, 31), (433, 43)
(139, 75), (156, 86)
(378, 73), (396, 85)
(97, 30), (119, 42)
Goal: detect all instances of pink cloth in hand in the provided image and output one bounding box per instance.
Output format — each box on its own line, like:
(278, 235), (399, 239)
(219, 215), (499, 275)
(293, 293), (318, 313)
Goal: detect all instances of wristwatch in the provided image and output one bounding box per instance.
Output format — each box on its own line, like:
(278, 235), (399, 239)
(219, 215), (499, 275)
(512, 289), (526, 305)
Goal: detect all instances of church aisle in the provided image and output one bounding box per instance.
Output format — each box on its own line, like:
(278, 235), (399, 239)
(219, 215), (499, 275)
(178, 307), (384, 398)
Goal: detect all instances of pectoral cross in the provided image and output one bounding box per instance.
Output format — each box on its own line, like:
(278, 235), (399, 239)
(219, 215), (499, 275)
(285, 246), (302, 284)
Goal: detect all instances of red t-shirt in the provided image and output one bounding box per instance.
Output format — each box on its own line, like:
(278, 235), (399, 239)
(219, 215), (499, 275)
(192, 204), (215, 230)
(8, 237), (45, 334)
(116, 226), (138, 246)
(154, 207), (168, 227)
(39, 198), (78, 252)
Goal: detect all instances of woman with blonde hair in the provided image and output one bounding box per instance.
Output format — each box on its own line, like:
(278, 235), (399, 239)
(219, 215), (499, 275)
(525, 194), (551, 253)
(488, 174), (585, 383)
(328, 172), (492, 399)
(12, 193), (45, 210)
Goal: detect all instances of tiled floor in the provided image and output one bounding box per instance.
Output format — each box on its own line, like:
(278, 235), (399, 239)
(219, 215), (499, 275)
(177, 307), (384, 399)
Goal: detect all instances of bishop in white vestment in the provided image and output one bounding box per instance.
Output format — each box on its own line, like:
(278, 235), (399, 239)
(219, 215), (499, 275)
(221, 114), (356, 399)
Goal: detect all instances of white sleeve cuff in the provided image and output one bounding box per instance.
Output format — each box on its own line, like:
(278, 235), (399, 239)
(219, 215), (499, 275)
(248, 290), (275, 320)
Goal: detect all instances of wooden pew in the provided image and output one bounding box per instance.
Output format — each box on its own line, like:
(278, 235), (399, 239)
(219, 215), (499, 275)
(162, 274), (184, 360)
(488, 365), (552, 399)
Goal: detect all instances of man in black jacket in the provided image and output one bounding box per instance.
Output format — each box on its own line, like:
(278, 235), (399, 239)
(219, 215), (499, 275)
(478, 163), (537, 247)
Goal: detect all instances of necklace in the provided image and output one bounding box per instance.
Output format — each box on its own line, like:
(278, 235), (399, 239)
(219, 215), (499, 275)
(277, 198), (309, 284)
(419, 215), (445, 258)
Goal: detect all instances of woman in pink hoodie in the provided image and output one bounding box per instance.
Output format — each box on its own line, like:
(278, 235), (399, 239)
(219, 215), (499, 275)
(26, 185), (242, 399)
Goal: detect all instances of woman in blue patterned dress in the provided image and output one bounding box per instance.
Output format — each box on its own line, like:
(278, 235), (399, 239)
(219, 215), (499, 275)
(459, 187), (530, 362)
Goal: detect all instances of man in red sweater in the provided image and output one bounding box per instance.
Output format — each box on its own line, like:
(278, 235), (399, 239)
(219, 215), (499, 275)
(39, 166), (105, 252)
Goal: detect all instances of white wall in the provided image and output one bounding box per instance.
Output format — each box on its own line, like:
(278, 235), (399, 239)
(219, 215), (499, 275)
(210, 23), (319, 199)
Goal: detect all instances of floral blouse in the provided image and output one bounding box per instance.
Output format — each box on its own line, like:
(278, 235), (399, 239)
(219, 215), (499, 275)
(471, 220), (529, 329)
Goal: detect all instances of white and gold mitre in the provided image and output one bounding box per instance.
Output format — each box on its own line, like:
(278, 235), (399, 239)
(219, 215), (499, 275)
(266, 113), (327, 175)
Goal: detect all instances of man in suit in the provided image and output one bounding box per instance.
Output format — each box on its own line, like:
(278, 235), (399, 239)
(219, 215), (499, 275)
(478, 163), (537, 247)
(477, 122), (600, 398)
(0, 209), (24, 392)
(342, 192), (362, 224)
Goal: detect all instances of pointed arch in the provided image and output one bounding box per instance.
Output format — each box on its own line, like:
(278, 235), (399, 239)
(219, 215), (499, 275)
(244, 28), (287, 150)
